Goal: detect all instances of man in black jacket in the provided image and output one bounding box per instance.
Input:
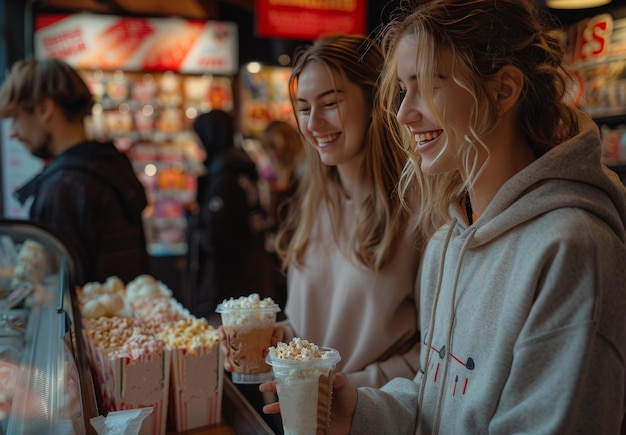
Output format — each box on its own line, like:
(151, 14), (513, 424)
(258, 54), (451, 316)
(0, 59), (150, 284)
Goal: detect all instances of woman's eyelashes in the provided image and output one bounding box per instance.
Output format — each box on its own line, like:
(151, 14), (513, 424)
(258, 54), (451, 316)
(297, 100), (339, 114)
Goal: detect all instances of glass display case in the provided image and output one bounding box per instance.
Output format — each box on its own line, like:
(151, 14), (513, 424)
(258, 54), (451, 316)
(0, 219), (98, 435)
(0, 219), (278, 435)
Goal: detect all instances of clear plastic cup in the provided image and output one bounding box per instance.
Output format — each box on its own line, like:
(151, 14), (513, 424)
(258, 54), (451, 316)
(216, 303), (280, 384)
(266, 347), (341, 435)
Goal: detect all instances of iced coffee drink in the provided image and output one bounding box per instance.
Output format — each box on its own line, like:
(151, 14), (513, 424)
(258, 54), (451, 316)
(266, 338), (341, 435)
(216, 293), (280, 384)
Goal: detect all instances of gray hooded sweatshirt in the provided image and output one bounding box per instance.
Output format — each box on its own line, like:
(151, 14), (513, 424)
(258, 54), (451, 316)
(352, 112), (626, 435)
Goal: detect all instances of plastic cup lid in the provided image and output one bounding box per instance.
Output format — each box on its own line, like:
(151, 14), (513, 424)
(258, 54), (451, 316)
(266, 347), (341, 368)
(215, 303), (281, 313)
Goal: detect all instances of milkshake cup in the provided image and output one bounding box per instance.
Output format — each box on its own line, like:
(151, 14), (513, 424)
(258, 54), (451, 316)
(266, 338), (341, 435)
(216, 294), (280, 384)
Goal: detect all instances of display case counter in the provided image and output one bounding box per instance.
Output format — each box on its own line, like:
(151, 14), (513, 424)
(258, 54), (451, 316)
(0, 219), (98, 435)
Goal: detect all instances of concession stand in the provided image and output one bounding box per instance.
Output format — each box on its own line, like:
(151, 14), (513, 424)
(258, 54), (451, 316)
(0, 0), (624, 434)
(0, 219), (274, 434)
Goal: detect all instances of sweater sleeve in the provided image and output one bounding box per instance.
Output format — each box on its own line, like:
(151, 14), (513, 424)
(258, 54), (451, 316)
(351, 377), (421, 435)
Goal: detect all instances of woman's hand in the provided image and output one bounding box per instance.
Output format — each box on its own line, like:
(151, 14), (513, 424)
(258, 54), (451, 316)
(272, 323), (288, 345)
(218, 325), (234, 372)
(328, 372), (357, 434)
(259, 372), (358, 434)
(259, 380), (280, 414)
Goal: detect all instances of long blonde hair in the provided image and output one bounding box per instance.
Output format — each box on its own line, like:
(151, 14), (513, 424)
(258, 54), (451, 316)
(377, 0), (579, 237)
(275, 34), (413, 272)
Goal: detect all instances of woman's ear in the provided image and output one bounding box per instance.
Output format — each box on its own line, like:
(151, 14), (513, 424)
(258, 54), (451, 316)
(492, 65), (524, 115)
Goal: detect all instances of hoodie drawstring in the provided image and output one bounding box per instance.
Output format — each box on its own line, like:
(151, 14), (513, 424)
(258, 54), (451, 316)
(415, 218), (478, 434)
(415, 218), (457, 434)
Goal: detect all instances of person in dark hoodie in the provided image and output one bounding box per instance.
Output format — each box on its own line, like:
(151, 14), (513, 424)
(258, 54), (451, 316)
(184, 109), (274, 319)
(0, 59), (150, 285)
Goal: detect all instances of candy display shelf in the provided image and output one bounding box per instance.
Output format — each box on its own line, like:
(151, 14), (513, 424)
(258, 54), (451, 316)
(82, 69), (234, 257)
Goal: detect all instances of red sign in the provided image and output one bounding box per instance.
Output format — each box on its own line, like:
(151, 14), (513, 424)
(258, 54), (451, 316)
(568, 13), (613, 65)
(256, 0), (367, 40)
(34, 13), (239, 74)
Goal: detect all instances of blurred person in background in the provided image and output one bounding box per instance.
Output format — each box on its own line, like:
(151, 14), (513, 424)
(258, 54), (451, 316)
(258, 119), (305, 311)
(0, 58), (150, 285)
(184, 109), (274, 320)
(259, 119), (305, 228)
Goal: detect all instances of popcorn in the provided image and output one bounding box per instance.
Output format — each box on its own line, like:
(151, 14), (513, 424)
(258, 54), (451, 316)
(158, 318), (220, 354)
(80, 275), (175, 319)
(219, 293), (276, 309)
(107, 332), (165, 360)
(81, 292), (126, 318)
(268, 338), (328, 361)
(81, 299), (108, 319)
(83, 317), (137, 350)
(84, 315), (165, 361)
(80, 276), (221, 435)
(11, 239), (49, 288)
(216, 293), (280, 328)
(103, 276), (124, 294)
(81, 282), (105, 300)
(125, 274), (172, 302)
(131, 297), (190, 333)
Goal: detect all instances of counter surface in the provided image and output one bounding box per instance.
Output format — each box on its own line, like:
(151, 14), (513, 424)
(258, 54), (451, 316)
(167, 377), (275, 435)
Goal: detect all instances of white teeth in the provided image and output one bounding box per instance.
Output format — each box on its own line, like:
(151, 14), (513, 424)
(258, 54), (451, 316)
(316, 134), (338, 144)
(414, 130), (442, 143)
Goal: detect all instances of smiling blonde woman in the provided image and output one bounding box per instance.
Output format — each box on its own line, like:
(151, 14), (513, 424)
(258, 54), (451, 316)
(239, 34), (425, 389)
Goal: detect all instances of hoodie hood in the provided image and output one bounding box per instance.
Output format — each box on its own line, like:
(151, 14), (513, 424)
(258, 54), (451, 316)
(193, 109), (235, 167)
(15, 141), (147, 221)
(452, 112), (626, 247)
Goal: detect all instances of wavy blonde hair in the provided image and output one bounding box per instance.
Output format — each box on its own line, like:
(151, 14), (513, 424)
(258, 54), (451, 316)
(377, 0), (579, 237)
(275, 33), (414, 272)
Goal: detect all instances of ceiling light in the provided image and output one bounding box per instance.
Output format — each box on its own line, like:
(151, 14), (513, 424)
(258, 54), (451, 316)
(546, 0), (611, 9)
